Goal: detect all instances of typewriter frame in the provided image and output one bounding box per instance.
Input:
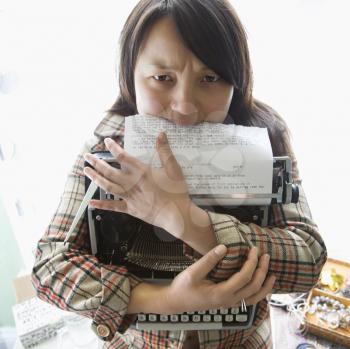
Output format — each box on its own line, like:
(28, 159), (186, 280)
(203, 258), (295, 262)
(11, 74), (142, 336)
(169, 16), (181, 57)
(86, 153), (298, 273)
(85, 153), (299, 330)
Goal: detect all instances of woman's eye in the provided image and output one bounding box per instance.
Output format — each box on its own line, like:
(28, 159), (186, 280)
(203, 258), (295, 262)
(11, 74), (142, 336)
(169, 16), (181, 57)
(152, 75), (221, 83)
(153, 75), (171, 82)
(202, 75), (221, 83)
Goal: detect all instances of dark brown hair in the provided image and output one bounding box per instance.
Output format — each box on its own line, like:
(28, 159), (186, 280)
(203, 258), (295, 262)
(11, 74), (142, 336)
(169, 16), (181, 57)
(106, 0), (298, 175)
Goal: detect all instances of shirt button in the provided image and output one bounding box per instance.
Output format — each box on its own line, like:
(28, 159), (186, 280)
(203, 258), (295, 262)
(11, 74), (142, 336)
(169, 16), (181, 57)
(96, 324), (110, 338)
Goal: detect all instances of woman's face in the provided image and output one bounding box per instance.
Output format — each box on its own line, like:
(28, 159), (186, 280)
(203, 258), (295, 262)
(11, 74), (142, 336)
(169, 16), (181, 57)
(134, 17), (234, 126)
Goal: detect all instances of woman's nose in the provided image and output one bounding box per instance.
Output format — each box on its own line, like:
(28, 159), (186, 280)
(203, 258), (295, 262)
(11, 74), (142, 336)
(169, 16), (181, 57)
(171, 101), (197, 116)
(170, 83), (198, 116)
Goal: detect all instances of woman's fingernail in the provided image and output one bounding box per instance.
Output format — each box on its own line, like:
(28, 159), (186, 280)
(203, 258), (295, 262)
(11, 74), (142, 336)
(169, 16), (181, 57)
(104, 138), (113, 147)
(214, 244), (226, 255)
(84, 167), (93, 177)
(250, 246), (257, 254)
(84, 153), (92, 163)
(264, 254), (270, 262)
(159, 132), (167, 144)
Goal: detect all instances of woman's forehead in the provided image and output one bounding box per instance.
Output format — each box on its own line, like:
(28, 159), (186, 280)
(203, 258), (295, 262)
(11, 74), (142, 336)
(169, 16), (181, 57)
(139, 17), (186, 55)
(137, 17), (208, 71)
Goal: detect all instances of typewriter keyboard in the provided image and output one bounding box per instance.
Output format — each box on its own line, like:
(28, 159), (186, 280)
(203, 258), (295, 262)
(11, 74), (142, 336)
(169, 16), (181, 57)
(135, 305), (256, 330)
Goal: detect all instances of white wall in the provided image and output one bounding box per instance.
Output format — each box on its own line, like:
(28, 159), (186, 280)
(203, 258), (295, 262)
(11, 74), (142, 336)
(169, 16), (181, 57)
(0, 0), (140, 267)
(233, 0), (350, 261)
(0, 0), (349, 268)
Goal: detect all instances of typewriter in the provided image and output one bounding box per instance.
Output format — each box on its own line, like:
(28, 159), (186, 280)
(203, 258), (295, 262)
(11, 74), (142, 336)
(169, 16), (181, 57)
(79, 151), (299, 331)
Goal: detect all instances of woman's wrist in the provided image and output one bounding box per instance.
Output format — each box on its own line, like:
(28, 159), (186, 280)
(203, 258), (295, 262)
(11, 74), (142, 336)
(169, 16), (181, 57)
(127, 282), (173, 314)
(157, 198), (193, 238)
(164, 201), (218, 255)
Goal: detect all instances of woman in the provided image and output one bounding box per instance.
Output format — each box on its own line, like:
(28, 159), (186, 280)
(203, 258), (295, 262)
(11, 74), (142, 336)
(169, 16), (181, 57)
(32, 1), (327, 348)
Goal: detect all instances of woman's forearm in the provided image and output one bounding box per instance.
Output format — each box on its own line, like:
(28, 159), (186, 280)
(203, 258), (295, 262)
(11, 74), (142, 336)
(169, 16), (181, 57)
(181, 203), (218, 255)
(165, 201), (218, 255)
(127, 281), (172, 314)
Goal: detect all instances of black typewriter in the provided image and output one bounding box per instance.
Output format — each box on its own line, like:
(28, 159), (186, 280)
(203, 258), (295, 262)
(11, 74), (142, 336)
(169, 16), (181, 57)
(82, 152), (299, 331)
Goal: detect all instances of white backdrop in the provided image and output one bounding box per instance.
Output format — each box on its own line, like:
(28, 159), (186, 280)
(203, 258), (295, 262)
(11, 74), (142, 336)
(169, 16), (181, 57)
(1, 0), (349, 269)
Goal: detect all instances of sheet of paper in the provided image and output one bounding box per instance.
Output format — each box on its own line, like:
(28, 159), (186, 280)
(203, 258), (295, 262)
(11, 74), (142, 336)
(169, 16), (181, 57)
(124, 114), (273, 205)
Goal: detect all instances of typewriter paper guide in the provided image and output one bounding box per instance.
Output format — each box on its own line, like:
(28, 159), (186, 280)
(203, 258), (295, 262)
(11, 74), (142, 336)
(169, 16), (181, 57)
(124, 114), (273, 206)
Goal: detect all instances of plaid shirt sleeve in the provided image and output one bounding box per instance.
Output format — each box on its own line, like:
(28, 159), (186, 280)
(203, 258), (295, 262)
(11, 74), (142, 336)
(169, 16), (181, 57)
(205, 182), (327, 292)
(31, 135), (143, 342)
(183, 153), (327, 292)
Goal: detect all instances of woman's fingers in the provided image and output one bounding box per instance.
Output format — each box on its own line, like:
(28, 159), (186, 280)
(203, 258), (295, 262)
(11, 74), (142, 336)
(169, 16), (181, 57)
(84, 154), (143, 194)
(84, 153), (123, 180)
(232, 253), (273, 302)
(221, 252), (273, 309)
(156, 132), (183, 180)
(84, 166), (128, 197)
(89, 199), (128, 213)
(84, 139), (141, 175)
(243, 275), (276, 306)
(220, 247), (259, 294)
(185, 244), (227, 282)
(240, 253), (270, 294)
(104, 138), (140, 171)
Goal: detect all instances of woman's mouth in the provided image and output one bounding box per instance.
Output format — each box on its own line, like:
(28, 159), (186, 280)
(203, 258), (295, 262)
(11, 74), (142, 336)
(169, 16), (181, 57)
(171, 117), (196, 126)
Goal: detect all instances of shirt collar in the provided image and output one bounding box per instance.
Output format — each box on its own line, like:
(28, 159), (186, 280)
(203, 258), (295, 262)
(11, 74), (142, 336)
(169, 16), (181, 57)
(94, 113), (125, 139)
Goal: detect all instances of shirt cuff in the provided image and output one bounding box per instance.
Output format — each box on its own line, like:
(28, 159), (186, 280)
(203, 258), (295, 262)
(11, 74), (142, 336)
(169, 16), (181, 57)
(205, 210), (252, 282)
(91, 265), (142, 341)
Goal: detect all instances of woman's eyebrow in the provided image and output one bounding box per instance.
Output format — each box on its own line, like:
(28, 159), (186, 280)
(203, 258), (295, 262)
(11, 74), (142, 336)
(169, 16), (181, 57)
(147, 60), (211, 72)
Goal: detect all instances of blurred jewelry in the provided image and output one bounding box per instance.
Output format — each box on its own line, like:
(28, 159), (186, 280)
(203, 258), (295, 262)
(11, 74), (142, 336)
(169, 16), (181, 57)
(326, 311), (340, 329)
(341, 276), (350, 299)
(308, 295), (350, 330)
(341, 285), (350, 299)
(240, 299), (247, 312)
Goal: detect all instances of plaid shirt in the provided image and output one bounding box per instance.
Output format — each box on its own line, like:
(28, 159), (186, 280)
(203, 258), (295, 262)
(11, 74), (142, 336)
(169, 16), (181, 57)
(32, 114), (327, 349)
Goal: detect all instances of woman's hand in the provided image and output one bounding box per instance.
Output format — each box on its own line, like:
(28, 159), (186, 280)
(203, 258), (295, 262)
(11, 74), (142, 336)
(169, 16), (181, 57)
(164, 245), (275, 314)
(83, 132), (191, 236)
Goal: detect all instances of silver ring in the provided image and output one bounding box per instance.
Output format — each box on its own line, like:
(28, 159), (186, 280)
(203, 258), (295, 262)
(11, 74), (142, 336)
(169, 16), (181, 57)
(240, 299), (247, 312)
